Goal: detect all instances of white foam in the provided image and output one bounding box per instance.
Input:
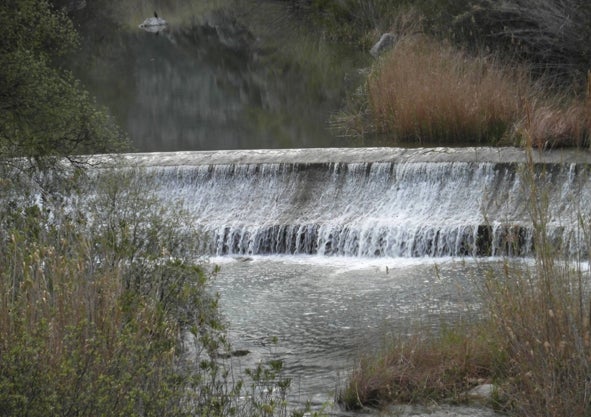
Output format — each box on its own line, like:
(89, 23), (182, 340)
(122, 155), (591, 258)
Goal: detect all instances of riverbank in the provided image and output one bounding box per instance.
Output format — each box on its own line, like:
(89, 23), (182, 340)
(289, 1), (591, 149)
(334, 12), (591, 148)
(339, 251), (591, 416)
(337, 150), (591, 416)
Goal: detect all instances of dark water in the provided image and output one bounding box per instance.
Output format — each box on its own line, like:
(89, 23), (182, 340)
(73, 8), (367, 152)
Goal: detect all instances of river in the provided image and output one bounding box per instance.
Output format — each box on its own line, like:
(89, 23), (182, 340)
(100, 147), (591, 416)
(68, 3), (590, 415)
(212, 256), (481, 400)
(211, 255), (505, 417)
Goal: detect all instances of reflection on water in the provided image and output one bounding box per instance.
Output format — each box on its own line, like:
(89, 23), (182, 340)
(211, 256), (500, 415)
(73, 9), (365, 152)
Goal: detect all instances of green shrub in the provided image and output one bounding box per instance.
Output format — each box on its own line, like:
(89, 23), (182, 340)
(0, 0), (128, 161)
(0, 166), (326, 417)
(0, 170), (224, 417)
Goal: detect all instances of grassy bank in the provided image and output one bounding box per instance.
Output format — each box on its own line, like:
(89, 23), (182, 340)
(339, 152), (591, 416)
(336, 29), (591, 147)
(339, 325), (504, 409)
(366, 35), (524, 145)
(327, 0), (591, 148)
(366, 34), (591, 148)
(0, 168), (316, 417)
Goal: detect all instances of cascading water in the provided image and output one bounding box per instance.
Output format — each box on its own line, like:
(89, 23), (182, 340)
(87, 147), (591, 416)
(110, 147), (591, 259)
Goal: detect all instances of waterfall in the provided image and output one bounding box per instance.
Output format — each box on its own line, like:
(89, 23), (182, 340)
(106, 147), (591, 258)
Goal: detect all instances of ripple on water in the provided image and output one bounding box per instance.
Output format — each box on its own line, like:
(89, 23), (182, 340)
(210, 255), (504, 416)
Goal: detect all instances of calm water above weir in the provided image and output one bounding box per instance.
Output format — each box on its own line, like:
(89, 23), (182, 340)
(72, 5), (368, 152)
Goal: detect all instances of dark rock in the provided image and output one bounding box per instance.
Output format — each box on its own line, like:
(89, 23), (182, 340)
(231, 349), (250, 357)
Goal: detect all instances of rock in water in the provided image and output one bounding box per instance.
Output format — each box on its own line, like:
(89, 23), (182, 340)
(139, 13), (168, 33)
(370, 33), (397, 58)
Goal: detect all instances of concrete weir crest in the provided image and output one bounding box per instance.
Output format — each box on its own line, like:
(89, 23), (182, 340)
(100, 147), (591, 258)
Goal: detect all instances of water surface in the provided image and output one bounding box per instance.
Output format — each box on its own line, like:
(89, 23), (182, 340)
(72, 10), (366, 152)
(211, 255), (499, 416)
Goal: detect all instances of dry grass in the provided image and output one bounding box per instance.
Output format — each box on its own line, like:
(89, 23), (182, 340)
(341, 260), (591, 415)
(482, 260), (591, 416)
(339, 325), (503, 410)
(479, 158), (591, 416)
(341, 11), (591, 148)
(366, 35), (526, 144)
(515, 95), (591, 149)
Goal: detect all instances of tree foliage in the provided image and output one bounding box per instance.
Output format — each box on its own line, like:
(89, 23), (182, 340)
(0, 0), (128, 160)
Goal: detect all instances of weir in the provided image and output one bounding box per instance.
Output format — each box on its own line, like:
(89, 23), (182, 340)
(108, 147), (591, 258)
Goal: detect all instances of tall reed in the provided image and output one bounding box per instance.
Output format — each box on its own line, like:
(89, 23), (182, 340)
(366, 35), (525, 144)
(478, 149), (591, 416)
(339, 324), (502, 409)
(515, 90), (591, 148)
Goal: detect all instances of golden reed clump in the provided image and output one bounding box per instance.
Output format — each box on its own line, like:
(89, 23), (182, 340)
(367, 35), (525, 144)
(360, 32), (591, 148)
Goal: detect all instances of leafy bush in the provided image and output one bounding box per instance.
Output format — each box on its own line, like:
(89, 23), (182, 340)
(0, 0), (128, 161)
(0, 169), (225, 417)
(0, 165), (327, 417)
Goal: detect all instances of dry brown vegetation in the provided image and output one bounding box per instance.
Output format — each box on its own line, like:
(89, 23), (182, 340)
(359, 33), (591, 148)
(341, 257), (591, 415)
(482, 261), (591, 416)
(340, 326), (503, 409)
(478, 162), (591, 416)
(517, 95), (591, 148)
(333, 1), (591, 148)
(366, 35), (525, 145)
